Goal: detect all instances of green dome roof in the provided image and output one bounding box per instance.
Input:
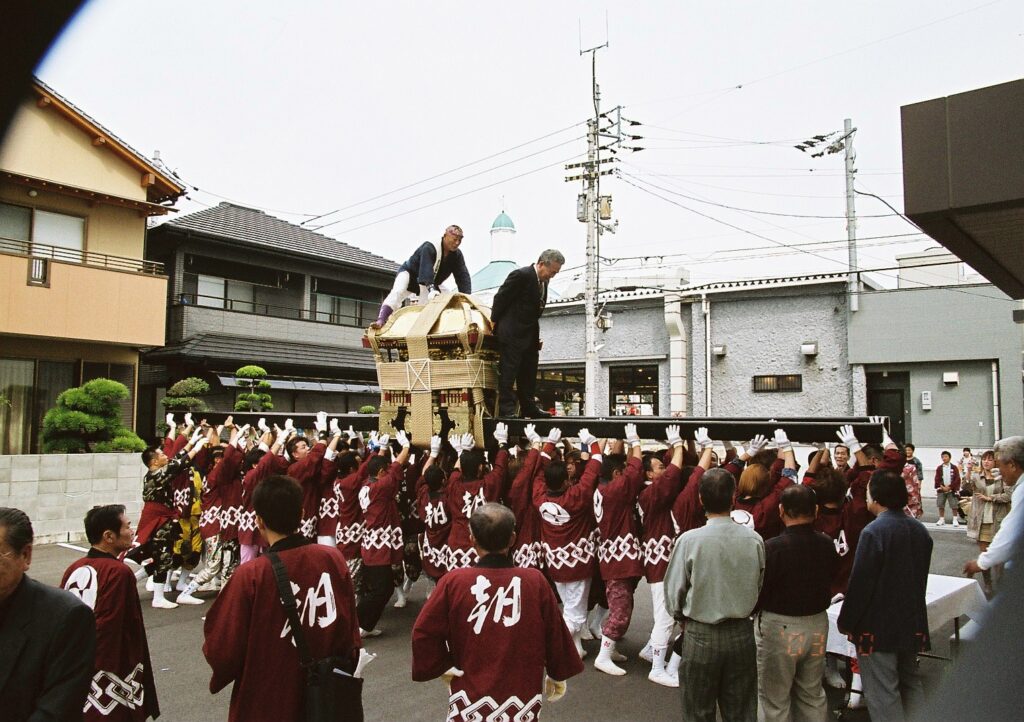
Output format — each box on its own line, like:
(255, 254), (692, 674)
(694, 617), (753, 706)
(491, 211), (515, 231)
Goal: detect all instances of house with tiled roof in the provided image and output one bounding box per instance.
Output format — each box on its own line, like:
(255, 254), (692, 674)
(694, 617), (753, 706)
(0, 78), (186, 453)
(140, 202), (399, 431)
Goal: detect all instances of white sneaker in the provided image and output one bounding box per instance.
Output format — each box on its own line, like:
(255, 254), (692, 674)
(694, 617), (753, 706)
(145, 577), (155, 592)
(594, 637), (626, 676)
(573, 634), (587, 659)
(952, 516), (961, 527)
(936, 518), (945, 526)
(648, 668), (678, 687)
(393, 587), (407, 608)
(152, 597), (178, 609)
(176, 591), (205, 605)
(580, 626), (595, 641)
(360, 628), (382, 638)
(639, 642), (654, 663)
(198, 580), (220, 593)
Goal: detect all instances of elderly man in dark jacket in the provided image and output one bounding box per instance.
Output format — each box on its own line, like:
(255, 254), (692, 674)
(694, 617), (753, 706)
(490, 249), (564, 418)
(837, 470), (932, 722)
(373, 224), (471, 327)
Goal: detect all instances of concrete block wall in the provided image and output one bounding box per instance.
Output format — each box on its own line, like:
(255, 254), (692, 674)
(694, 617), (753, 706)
(0, 453), (144, 544)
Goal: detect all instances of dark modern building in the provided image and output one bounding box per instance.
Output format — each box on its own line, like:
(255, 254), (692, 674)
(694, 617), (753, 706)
(139, 202), (398, 433)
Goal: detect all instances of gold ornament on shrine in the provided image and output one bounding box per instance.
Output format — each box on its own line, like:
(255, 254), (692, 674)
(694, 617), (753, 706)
(363, 293), (500, 444)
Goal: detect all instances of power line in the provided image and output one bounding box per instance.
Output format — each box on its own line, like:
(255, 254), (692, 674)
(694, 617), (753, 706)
(618, 170), (896, 220)
(313, 135), (585, 231)
(326, 152), (587, 236)
(302, 120), (586, 226)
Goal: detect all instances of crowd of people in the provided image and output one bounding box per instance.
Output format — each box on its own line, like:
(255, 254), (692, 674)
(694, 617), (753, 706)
(1, 410), (1021, 722)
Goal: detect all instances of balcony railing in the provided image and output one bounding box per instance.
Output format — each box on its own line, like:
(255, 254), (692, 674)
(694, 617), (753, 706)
(175, 292), (377, 328)
(0, 237), (164, 275)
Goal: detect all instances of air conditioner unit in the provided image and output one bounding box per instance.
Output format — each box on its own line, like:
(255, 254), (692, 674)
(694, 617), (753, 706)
(942, 372), (959, 386)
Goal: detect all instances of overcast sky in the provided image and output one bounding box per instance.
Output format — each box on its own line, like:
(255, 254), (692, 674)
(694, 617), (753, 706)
(31, 0), (1023, 290)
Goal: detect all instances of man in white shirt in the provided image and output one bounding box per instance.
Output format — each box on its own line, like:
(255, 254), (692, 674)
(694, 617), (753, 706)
(964, 436), (1024, 578)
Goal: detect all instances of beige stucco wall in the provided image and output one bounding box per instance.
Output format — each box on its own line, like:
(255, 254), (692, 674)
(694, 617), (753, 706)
(0, 100), (146, 202)
(0, 254), (167, 346)
(0, 336), (139, 365)
(0, 183), (147, 260)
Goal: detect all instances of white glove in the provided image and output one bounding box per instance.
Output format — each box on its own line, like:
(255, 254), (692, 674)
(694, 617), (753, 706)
(546, 427), (562, 445)
(440, 666), (464, 687)
(284, 418), (295, 434)
(184, 412), (194, 428)
(314, 411), (328, 434)
(345, 425), (358, 441)
(578, 428), (597, 447)
(493, 422), (509, 445)
(870, 415), (894, 448)
(395, 430), (410, 448)
(625, 423), (641, 448)
(545, 677), (567, 703)
(377, 433), (391, 449)
(694, 426), (713, 450)
(448, 433), (463, 454)
(257, 417), (270, 433)
(524, 423), (541, 444)
(773, 428), (792, 453)
(665, 425), (682, 448)
(329, 418), (340, 437)
(722, 439), (735, 451)
(460, 432), (475, 451)
(368, 431), (379, 449)
(427, 287), (441, 301)
(188, 428), (205, 446)
(193, 435), (209, 450)
(746, 434), (768, 456)
(429, 435), (442, 458)
(830, 592), (845, 606)
(165, 412), (175, 428)
(813, 441), (827, 451)
(835, 425), (863, 454)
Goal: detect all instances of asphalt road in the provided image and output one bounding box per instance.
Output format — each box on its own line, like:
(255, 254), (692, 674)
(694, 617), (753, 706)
(29, 510), (981, 722)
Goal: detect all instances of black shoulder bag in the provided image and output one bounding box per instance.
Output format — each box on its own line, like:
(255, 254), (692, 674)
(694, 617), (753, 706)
(266, 551), (364, 722)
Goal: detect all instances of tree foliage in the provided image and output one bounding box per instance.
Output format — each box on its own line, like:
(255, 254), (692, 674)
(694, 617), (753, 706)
(41, 378), (146, 453)
(358, 404), (377, 414)
(161, 377), (211, 412)
(234, 364), (273, 412)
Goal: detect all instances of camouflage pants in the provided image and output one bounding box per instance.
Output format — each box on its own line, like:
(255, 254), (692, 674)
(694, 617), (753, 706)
(347, 557), (364, 601)
(126, 520), (180, 583)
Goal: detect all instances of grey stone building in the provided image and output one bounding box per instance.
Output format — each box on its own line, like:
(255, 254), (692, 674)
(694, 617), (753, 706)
(538, 269), (1022, 463)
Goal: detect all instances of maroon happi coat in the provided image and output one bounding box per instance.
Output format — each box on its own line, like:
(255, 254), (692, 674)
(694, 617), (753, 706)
(445, 449), (509, 569)
(203, 537), (361, 722)
(61, 551), (159, 722)
(734, 458), (792, 539)
(504, 447), (544, 570)
(317, 455), (340, 537)
(594, 456), (645, 580)
(336, 458), (369, 559)
(637, 462), (684, 583)
(238, 451), (288, 547)
(671, 459), (745, 536)
(412, 556), (584, 722)
(359, 460), (404, 566)
(163, 434), (194, 518)
(417, 475), (452, 579)
(202, 444), (242, 540)
(534, 451), (601, 583)
(216, 445), (244, 543)
(287, 441), (327, 540)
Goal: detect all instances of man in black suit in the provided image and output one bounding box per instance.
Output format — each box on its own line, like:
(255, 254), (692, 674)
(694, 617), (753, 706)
(490, 249), (564, 418)
(0, 507), (96, 722)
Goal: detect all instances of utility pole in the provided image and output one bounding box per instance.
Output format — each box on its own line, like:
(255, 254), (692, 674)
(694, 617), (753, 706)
(844, 118), (858, 312)
(565, 39), (640, 415)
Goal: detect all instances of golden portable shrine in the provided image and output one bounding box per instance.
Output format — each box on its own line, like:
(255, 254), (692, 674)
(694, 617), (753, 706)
(362, 293), (500, 443)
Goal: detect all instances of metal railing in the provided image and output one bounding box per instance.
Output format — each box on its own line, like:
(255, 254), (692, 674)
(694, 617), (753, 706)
(0, 236), (164, 275)
(176, 292), (377, 328)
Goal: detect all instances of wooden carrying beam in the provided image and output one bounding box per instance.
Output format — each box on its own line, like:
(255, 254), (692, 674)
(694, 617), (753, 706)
(167, 413), (885, 444)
